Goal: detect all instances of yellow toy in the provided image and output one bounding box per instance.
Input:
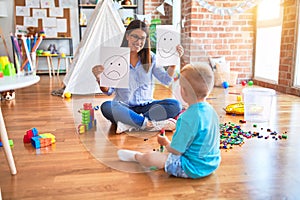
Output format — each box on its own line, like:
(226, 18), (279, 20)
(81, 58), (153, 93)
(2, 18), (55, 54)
(64, 92), (72, 98)
(225, 102), (244, 115)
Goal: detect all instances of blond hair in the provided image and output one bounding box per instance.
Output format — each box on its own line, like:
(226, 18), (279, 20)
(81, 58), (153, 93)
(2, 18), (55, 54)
(180, 63), (214, 99)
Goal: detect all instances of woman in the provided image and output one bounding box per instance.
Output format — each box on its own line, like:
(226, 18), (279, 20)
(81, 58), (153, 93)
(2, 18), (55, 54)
(92, 20), (184, 133)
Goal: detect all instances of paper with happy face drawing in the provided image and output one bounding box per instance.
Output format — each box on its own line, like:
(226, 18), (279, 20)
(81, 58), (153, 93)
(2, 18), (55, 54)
(100, 47), (130, 88)
(156, 25), (180, 66)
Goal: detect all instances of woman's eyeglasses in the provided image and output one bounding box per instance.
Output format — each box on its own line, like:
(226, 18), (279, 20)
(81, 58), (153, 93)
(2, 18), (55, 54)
(129, 34), (147, 42)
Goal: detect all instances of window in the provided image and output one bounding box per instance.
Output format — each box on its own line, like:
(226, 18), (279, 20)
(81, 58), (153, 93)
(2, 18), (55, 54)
(254, 0), (283, 83)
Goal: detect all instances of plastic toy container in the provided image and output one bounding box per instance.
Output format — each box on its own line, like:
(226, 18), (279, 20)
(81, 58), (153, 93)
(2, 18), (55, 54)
(242, 88), (276, 122)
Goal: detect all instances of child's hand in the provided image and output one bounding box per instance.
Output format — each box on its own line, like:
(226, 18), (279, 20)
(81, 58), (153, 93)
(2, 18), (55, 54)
(92, 65), (104, 81)
(176, 45), (184, 57)
(157, 134), (170, 146)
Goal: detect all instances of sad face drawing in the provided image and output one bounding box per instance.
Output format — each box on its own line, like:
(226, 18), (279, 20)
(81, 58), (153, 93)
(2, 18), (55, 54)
(103, 55), (129, 81)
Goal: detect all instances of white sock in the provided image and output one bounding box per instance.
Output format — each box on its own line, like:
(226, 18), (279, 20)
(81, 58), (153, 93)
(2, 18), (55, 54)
(117, 149), (140, 162)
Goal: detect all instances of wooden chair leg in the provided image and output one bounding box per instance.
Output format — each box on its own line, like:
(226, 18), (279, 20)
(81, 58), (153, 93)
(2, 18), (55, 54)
(50, 57), (55, 77)
(57, 57), (61, 76)
(46, 56), (52, 78)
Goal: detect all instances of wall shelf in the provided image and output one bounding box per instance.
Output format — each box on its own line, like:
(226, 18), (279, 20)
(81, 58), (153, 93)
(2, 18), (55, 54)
(78, 0), (144, 40)
(79, 4), (97, 8)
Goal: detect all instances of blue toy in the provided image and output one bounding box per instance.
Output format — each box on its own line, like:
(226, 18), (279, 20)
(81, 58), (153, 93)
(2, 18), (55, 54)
(222, 81), (229, 89)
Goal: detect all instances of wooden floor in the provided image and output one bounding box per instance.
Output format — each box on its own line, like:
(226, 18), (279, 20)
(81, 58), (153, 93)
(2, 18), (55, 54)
(1, 75), (300, 200)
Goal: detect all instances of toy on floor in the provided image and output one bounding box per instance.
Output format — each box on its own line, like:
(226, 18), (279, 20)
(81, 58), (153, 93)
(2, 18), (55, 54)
(248, 80), (253, 86)
(0, 139), (14, 147)
(64, 92), (72, 98)
(77, 103), (97, 134)
(23, 128), (56, 149)
(1, 90), (15, 100)
(222, 81), (229, 89)
(224, 102), (244, 115)
(220, 122), (288, 150)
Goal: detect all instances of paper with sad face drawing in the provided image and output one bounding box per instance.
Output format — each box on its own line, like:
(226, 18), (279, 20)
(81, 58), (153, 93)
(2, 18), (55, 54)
(100, 47), (130, 88)
(156, 25), (180, 66)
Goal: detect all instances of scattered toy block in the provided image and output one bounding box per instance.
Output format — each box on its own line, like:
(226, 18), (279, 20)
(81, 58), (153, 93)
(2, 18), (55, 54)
(31, 136), (42, 149)
(39, 133), (56, 143)
(78, 124), (85, 134)
(24, 128), (39, 143)
(0, 139), (14, 147)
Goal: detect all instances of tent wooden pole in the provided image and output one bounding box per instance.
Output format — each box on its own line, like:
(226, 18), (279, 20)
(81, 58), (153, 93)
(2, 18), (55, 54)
(0, 27), (12, 62)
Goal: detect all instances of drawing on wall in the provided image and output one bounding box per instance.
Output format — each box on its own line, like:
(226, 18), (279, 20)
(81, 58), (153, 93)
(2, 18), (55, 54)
(59, 0), (74, 8)
(100, 47), (130, 88)
(156, 25), (180, 66)
(42, 17), (57, 27)
(44, 27), (57, 37)
(23, 17), (38, 27)
(25, 0), (40, 8)
(49, 7), (64, 17)
(40, 0), (55, 8)
(56, 19), (67, 32)
(32, 9), (47, 18)
(16, 6), (30, 16)
(16, 25), (28, 34)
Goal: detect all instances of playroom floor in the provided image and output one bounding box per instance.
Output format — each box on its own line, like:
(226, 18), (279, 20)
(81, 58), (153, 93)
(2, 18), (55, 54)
(0, 74), (300, 199)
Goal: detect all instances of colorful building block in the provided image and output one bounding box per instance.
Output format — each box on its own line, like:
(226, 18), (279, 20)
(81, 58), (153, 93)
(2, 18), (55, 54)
(31, 136), (42, 149)
(23, 128), (39, 143)
(39, 133), (56, 143)
(0, 139), (14, 147)
(25, 128), (56, 149)
(78, 103), (97, 134)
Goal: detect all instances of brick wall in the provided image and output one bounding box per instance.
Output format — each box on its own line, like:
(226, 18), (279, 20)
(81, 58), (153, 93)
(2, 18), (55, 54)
(144, 0), (255, 81)
(143, 0), (300, 96)
(180, 0), (256, 82)
(144, 0), (172, 24)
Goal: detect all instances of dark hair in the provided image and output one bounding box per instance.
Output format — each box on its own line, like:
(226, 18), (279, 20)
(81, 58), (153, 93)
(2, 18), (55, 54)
(121, 20), (151, 72)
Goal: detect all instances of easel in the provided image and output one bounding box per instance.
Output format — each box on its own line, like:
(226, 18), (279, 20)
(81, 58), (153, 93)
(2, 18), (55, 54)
(0, 27), (12, 62)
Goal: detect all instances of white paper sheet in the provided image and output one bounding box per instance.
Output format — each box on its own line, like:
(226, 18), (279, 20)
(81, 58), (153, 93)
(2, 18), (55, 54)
(59, 0), (74, 8)
(16, 25), (28, 35)
(156, 25), (180, 66)
(49, 7), (64, 17)
(100, 47), (130, 88)
(23, 17), (38, 27)
(32, 9), (47, 18)
(43, 27), (57, 37)
(40, 0), (55, 8)
(16, 6), (30, 16)
(25, 0), (40, 8)
(43, 17), (57, 27)
(56, 19), (67, 32)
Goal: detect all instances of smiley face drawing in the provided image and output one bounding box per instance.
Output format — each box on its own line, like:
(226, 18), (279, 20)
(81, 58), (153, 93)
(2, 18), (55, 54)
(157, 31), (179, 58)
(103, 55), (129, 81)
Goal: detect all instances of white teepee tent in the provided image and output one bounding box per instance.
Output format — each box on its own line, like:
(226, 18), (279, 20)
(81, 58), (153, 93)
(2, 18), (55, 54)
(64, 0), (125, 94)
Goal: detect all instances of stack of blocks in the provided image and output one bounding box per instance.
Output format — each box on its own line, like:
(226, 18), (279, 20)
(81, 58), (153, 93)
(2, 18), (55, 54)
(23, 128), (56, 149)
(78, 103), (97, 134)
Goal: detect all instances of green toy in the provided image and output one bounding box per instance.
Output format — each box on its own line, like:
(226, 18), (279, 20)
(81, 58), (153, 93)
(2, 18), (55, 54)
(4, 63), (16, 76)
